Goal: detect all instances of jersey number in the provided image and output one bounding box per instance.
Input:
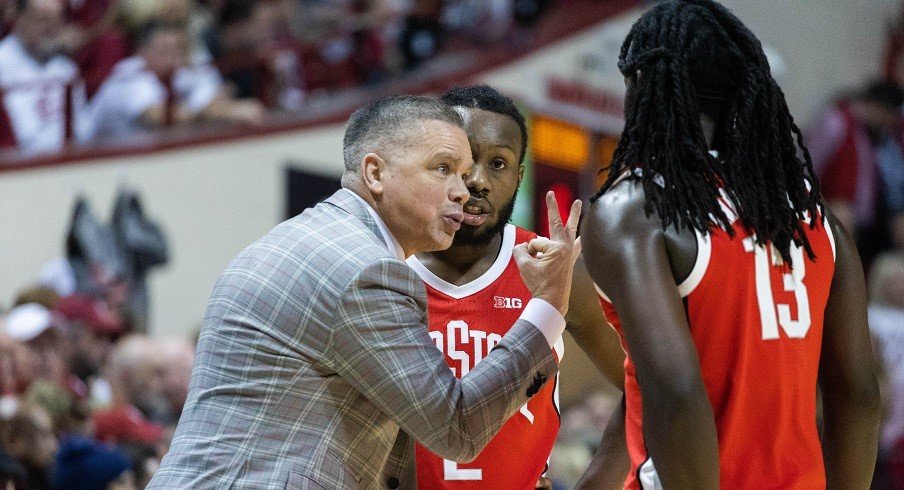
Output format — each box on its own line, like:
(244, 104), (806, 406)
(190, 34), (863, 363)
(743, 237), (811, 340)
(440, 319), (536, 481)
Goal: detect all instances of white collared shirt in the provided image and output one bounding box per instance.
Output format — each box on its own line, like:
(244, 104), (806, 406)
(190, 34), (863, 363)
(345, 189), (406, 260)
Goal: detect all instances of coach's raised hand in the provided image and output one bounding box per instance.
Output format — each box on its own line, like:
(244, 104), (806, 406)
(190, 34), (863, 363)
(513, 191), (582, 316)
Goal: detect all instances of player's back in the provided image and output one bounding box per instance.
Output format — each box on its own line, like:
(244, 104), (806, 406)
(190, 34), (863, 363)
(598, 196), (836, 489)
(407, 225), (563, 490)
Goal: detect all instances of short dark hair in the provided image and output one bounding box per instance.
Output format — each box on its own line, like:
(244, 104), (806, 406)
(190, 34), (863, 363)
(343, 95), (464, 171)
(860, 80), (904, 110)
(441, 85), (528, 165)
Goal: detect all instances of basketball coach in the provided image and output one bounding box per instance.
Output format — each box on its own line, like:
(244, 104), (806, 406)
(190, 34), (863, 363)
(147, 95), (581, 489)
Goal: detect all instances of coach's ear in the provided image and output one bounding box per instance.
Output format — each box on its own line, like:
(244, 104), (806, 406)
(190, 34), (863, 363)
(361, 152), (386, 197)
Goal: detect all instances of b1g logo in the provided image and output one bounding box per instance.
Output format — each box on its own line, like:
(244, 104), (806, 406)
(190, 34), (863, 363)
(493, 296), (522, 309)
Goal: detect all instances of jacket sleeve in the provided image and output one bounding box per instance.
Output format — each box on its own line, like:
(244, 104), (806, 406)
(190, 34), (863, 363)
(329, 257), (558, 462)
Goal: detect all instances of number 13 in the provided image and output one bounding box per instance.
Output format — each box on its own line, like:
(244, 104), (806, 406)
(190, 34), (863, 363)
(743, 237), (811, 340)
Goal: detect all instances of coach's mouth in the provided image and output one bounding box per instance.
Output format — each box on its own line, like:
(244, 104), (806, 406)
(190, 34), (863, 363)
(443, 211), (464, 231)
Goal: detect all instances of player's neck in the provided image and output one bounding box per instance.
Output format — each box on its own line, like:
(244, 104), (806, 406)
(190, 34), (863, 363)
(419, 232), (504, 286)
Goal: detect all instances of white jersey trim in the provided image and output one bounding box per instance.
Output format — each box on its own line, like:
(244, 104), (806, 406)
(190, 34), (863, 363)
(824, 215), (837, 263)
(638, 458), (663, 490)
(592, 229), (710, 301)
(407, 224), (517, 300)
(676, 230), (711, 298)
(593, 282), (611, 304)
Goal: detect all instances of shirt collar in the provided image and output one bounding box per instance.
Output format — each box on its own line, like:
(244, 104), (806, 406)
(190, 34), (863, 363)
(346, 190), (406, 260)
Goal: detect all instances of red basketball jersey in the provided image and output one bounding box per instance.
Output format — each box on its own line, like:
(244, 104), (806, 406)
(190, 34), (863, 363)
(407, 225), (563, 490)
(597, 193), (836, 489)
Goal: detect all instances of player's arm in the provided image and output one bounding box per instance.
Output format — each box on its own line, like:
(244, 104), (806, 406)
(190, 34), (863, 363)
(565, 254), (630, 488)
(576, 393), (628, 489)
(819, 212), (881, 489)
(565, 253), (626, 391)
(580, 183), (719, 489)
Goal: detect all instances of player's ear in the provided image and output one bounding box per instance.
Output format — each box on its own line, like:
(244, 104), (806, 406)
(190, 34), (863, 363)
(362, 153), (386, 196)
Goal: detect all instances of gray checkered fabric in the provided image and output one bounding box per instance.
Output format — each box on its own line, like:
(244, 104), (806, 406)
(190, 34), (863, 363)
(147, 189), (558, 489)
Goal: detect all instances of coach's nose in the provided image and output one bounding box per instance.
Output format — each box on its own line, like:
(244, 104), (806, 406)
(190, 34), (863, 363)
(450, 173), (469, 205)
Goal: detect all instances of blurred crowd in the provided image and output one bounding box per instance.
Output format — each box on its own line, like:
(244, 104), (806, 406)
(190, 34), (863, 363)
(4, 1), (904, 488)
(0, 292), (195, 489)
(807, 76), (904, 489)
(0, 0), (552, 154)
(0, 190), (180, 488)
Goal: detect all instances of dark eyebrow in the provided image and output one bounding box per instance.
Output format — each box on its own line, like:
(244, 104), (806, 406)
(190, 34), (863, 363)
(488, 144), (517, 153)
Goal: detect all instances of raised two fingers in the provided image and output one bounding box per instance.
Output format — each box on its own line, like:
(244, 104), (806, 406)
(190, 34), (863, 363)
(545, 191), (582, 243)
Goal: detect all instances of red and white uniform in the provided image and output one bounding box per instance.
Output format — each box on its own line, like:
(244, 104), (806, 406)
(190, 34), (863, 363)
(407, 224), (563, 490)
(597, 192), (836, 489)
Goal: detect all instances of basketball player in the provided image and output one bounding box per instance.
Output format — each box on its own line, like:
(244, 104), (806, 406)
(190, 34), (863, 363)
(578, 1), (881, 488)
(408, 85), (628, 489)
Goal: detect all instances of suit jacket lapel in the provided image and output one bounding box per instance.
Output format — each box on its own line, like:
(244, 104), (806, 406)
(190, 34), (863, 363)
(324, 188), (388, 250)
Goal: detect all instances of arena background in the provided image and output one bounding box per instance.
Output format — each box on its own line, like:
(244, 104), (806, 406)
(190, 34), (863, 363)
(1, 0), (902, 486)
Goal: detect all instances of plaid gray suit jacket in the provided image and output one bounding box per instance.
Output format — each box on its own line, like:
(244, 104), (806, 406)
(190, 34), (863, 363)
(147, 189), (558, 489)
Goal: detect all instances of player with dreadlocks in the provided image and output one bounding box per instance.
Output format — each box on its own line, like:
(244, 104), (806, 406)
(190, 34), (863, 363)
(578, 1), (881, 488)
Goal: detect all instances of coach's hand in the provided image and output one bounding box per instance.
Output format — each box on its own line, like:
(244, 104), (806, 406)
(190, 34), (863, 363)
(514, 191), (582, 316)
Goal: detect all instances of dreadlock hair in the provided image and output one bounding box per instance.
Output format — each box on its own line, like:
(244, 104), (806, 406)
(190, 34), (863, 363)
(441, 85), (529, 165)
(594, 0), (823, 262)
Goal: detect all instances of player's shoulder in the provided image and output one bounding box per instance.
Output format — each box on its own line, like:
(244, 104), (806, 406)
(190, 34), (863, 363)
(584, 178), (661, 249)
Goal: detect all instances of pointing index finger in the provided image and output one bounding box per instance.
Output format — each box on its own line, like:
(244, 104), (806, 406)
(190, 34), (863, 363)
(546, 191), (565, 240)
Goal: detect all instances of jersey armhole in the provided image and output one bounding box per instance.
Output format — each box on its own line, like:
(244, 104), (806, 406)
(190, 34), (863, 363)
(592, 230), (710, 302)
(823, 215), (837, 263)
(676, 230), (711, 298)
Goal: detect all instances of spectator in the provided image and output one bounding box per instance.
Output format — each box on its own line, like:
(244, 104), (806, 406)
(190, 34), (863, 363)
(23, 381), (77, 435)
(399, 0), (442, 69)
(869, 253), (904, 453)
(52, 434), (136, 490)
(56, 294), (125, 405)
(157, 338), (194, 425)
(121, 0), (217, 76)
(0, 406), (58, 490)
(86, 21), (263, 142)
(0, 0), (88, 153)
(202, 0), (266, 99)
(807, 80), (904, 270)
(58, 0), (129, 98)
(0, 332), (39, 414)
(93, 336), (165, 447)
(443, 0), (514, 46)
(3, 304), (68, 390)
